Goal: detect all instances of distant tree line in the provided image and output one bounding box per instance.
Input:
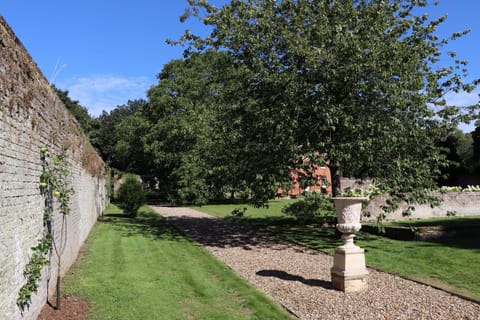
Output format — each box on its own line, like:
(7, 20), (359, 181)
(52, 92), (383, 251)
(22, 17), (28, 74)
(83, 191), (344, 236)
(437, 125), (480, 186)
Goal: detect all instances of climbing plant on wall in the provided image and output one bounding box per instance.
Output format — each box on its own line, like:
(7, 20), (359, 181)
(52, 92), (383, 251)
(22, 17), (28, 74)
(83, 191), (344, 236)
(17, 145), (74, 309)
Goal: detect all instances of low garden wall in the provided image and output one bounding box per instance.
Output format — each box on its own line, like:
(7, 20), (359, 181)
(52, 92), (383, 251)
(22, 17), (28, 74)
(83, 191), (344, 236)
(363, 192), (480, 222)
(0, 16), (107, 320)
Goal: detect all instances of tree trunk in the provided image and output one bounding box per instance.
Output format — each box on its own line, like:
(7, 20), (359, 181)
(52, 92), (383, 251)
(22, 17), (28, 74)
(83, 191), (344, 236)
(329, 161), (342, 197)
(56, 275), (61, 310)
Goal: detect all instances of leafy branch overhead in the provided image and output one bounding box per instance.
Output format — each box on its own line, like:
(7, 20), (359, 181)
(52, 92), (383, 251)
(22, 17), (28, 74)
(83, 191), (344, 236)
(86, 1), (480, 208)
(173, 0), (479, 200)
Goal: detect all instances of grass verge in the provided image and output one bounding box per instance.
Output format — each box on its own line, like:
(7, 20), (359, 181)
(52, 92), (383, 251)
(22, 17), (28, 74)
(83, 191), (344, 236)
(193, 200), (298, 229)
(383, 215), (480, 229)
(196, 201), (480, 301)
(193, 199), (296, 219)
(62, 204), (293, 320)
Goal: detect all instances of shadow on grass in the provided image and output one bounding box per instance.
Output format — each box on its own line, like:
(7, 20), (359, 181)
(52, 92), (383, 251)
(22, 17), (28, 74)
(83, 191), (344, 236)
(383, 216), (480, 250)
(100, 206), (298, 249)
(357, 228), (480, 251)
(225, 215), (298, 228)
(148, 205), (340, 252)
(433, 234), (480, 250)
(161, 214), (298, 249)
(226, 215), (340, 247)
(391, 216), (480, 229)
(99, 209), (188, 243)
(256, 270), (334, 290)
(101, 205), (338, 253)
(276, 226), (341, 252)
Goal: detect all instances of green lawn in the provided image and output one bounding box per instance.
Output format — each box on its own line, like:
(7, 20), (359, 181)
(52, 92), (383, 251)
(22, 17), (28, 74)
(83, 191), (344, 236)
(193, 199), (296, 219)
(193, 200), (298, 229)
(196, 201), (480, 301)
(384, 215), (480, 229)
(62, 204), (293, 320)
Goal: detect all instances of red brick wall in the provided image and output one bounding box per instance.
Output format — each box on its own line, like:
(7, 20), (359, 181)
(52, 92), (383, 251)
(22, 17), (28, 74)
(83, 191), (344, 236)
(279, 165), (332, 197)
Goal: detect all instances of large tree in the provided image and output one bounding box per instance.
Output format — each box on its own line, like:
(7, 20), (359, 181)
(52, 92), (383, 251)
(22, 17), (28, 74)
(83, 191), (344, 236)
(472, 122), (480, 175)
(174, 0), (479, 208)
(436, 129), (471, 186)
(146, 52), (248, 204)
(89, 99), (148, 169)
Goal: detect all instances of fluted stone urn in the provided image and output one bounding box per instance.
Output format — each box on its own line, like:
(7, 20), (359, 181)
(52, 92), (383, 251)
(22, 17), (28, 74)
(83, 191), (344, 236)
(331, 197), (369, 292)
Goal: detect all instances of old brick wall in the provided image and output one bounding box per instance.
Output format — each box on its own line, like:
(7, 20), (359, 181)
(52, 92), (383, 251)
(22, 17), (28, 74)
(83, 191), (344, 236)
(0, 16), (107, 320)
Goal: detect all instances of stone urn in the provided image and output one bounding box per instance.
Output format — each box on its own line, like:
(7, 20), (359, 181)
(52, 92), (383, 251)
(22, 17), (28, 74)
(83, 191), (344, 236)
(330, 197), (369, 292)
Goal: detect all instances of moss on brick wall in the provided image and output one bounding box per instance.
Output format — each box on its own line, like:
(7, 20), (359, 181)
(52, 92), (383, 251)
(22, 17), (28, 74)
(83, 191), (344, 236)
(0, 16), (107, 320)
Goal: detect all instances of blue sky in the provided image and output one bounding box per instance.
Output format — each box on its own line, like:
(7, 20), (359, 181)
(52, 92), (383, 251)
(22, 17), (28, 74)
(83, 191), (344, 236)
(1, 0), (229, 116)
(1, 1), (479, 131)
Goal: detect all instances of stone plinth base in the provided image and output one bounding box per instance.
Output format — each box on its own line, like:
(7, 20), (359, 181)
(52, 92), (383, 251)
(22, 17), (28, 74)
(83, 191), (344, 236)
(331, 245), (368, 292)
(331, 272), (368, 292)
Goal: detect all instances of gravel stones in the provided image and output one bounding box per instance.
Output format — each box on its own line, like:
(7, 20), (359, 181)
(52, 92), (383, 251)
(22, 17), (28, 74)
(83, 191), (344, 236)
(152, 206), (480, 320)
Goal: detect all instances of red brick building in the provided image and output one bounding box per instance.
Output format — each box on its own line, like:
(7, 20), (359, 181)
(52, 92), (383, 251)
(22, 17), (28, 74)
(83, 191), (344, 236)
(279, 163), (332, 198)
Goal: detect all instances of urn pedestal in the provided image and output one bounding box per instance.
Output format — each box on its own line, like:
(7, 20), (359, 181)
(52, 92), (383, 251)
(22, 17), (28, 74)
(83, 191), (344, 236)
(331, 197), (368, 292)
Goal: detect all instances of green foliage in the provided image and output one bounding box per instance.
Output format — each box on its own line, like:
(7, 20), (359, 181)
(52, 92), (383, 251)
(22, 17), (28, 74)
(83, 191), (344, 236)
(17, 235), (53, 307)
(87, 0), (480, 209)
(437, 185), (480, 192)
(18, 146), (73, 308)
(116, 175), (146, 217)
(47, 147), (75, 215)
(446, 210), (457, 217)
(114, 111), (151, 173)
(168, 154), (211, 206)
(231, 207), (247, 217)
(145, 52), (255, 205)
(174, 0), (479, 206)
(281, 192), (335, 223)
(436, 128), (479, 186)
(340, 186), (382, 200)
(89, 99), (150, 171)
(472, 123), (480, 175)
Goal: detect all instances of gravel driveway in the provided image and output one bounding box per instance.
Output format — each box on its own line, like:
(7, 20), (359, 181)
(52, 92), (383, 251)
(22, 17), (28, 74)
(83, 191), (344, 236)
(151, 206), (480, 320)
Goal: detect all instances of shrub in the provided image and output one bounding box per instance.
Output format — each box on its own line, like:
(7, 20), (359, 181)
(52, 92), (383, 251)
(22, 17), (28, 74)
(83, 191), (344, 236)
(464, 185), (480, 192)
(116, 175), (146, 217)
(282, 192), (335, 223)
(231, 207), (247, 217)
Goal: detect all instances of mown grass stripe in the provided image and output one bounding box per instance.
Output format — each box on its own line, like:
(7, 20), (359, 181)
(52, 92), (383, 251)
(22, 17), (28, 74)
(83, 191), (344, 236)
(63, 204), (292, 320)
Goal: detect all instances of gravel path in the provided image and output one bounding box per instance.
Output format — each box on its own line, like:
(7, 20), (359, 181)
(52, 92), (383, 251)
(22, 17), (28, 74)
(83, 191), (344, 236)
(151, 206), (480, 320)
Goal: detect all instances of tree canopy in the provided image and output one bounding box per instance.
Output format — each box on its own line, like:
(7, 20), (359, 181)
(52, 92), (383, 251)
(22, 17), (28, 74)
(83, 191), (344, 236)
(73, 0), (480, 209)
(169, 0), (479, 208)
